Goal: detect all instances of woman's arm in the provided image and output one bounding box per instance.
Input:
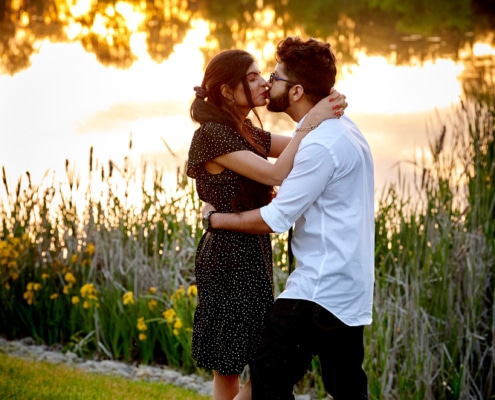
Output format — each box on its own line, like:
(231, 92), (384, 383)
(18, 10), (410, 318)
(269, 90), (347, 158)
(208, 91), (347, 186)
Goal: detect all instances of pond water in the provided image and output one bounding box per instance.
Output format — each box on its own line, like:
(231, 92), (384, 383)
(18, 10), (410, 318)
(0, 0), (494, 198)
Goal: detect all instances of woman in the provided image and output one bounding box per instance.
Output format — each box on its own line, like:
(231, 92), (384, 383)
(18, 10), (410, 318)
(187, 49), (345, 400)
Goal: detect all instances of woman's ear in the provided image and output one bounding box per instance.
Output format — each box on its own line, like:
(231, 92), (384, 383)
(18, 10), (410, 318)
(220, 84), (233, 102)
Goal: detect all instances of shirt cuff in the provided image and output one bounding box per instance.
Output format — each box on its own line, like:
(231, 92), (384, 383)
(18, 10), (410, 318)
(260, 204), (292, 233)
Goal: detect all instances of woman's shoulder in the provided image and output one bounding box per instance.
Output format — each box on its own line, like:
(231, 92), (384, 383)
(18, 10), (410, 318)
(189, 121), (247, 159)
(194, 123), (243, 151)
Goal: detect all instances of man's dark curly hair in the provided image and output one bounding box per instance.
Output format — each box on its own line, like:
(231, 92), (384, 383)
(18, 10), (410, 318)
(275, 36), (337, 104)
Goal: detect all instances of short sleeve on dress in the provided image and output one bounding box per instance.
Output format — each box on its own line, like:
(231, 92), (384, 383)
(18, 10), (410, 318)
(187, 122), (250, 179)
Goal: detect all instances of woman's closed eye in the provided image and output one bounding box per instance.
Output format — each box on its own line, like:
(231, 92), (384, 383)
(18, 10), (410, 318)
(246, 72), (261, 82)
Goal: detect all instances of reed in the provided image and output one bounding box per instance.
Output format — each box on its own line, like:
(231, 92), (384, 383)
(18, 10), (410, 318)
(367, 80), (494, 399)
(0, 148), (202, 372)
(0, 81), (493, 399)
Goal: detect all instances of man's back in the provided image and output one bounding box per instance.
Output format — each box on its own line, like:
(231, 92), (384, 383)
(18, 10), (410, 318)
(260, 115), (375, 326)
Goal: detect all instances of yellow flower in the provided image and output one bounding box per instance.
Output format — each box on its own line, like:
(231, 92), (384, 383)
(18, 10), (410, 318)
(33, 283), (42, 291)
(80, 283), (97, 299)
(64, 272), (76, 284)
(70, 254), (78, 264)
(23, 290), (34, 305)
(26, 282), (34, 291)
(63, 284), (72, 294)
(171, 285), (185, 300)
(148, 287), (157, 295)
(41, 273), (50, 280)
(9, 272), (19, 280)
(137, 317), (147, 332)
(187, 285), (198, 297)
(50, 293), (59, 299)
(4, 282), (10, 290)
(123, 291), (134, 305)
(72, 296), (80, 305)
(79, 283), (98, 308)
(148, 299), (157, 311)
(174, 319), (183, 330)
(173, 329), (179, 336)
(139, 333), (147, 341)
(162, 308), (176, 323)
(85, 243), (95, 256)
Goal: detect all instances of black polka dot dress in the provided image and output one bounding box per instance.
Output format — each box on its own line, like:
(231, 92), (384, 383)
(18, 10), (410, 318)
(187, 121), (275, 376)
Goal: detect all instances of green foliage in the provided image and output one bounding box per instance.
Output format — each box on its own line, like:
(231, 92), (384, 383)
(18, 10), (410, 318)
(0, 157), (201, 372)
(367, 81), (495, 399)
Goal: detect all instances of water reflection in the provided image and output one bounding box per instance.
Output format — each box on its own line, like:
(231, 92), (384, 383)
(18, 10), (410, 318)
(0, 0), (494, 195)
(2, 0), (494, 76)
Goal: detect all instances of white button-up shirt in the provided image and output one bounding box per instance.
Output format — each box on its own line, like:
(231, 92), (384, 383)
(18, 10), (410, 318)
(260, 115), (375, 326)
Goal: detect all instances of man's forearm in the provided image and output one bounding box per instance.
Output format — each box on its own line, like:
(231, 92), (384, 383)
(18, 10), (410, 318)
(209, 209), (273, 234)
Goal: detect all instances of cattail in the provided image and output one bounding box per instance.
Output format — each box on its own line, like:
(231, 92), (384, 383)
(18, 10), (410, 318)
(2, 166), (8, 196)
(89, 146), (93, 173)
(435, 125), (446, 156)
(16, 177), (21, 198)
(421, 167), (427, 190)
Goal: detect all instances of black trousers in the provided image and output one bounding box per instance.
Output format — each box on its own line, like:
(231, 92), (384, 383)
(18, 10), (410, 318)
(250, 299), (369, 400)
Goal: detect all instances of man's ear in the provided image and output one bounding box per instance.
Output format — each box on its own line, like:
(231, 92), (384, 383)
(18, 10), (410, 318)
(220, 84), (233, 102)
(290, 85), (305, 102)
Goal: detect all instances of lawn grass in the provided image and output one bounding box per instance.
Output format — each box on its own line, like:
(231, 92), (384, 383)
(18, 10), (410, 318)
(0, 352), (209, 400)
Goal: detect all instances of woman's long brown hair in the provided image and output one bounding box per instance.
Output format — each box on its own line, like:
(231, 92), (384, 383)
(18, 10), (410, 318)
(190, 50), (274, 211)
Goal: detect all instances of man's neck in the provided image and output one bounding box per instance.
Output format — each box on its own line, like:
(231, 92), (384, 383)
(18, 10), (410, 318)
(285, 102), (314, 123)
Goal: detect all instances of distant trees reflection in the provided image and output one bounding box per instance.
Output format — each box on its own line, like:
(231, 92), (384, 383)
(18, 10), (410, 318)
(0, 0), (493, 76)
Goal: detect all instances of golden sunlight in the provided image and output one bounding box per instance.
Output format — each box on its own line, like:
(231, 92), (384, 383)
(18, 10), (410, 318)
(115, 1), (145, 32)
(91, 13), (106, 36)
(244, 8), (284, 72)
(69, 0), (92, 18)
(1, 0), (491, 199)
(337, 52), (464, 114)
(0, 18), (210, 190)
(473, 42), (495, 57)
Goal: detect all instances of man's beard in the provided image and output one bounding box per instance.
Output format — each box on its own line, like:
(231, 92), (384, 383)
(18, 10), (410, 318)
(267, 86), (291, 112)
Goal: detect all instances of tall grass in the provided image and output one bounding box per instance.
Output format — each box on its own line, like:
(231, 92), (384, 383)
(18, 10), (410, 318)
(368, 80), (494, 400)
(0, 138), (203, 372)
(0, 82), (494, 399)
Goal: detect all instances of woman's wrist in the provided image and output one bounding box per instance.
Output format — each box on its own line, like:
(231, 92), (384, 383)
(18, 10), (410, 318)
(295, 120), (320, 133)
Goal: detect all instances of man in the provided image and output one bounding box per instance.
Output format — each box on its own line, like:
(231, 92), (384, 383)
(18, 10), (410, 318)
(202, 36), (375, 400)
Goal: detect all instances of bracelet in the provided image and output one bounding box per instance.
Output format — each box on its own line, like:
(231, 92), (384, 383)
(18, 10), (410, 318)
(295, 121), (320, 133)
